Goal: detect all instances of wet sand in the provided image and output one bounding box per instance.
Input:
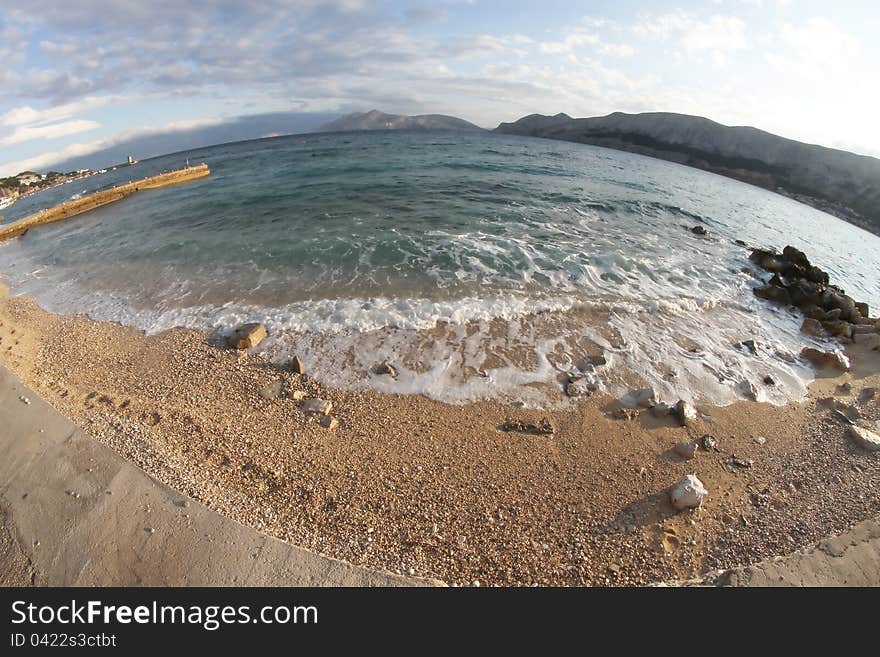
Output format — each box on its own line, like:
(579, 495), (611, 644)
(1, 281), (878, 586)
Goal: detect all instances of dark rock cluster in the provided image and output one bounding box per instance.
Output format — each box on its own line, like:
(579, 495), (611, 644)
(750, 245), (879, 345)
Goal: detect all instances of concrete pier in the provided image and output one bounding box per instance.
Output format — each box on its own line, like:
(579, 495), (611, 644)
(0, 163), (211, 242)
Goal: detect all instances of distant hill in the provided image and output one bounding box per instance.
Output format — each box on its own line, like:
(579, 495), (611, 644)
(317, 109), (484, 133)
(496, 111), (880, 234)
(40, 111), (339, 173)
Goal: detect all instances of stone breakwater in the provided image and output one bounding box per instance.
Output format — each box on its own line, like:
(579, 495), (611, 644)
(0, 163), (210, 242)
(749, 244), (880, 356)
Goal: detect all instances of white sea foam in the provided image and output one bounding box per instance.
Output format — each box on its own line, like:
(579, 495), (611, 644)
(0, 259), (830, 407)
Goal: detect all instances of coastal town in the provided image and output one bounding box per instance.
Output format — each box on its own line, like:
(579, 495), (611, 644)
(0, 156), (137, 213)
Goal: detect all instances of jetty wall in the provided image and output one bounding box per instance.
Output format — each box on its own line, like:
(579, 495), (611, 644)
(0, 163), (210, 242)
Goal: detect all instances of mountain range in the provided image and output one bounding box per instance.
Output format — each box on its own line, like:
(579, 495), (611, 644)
(495, 111), (880, 233)
(317, 110), (483, 133)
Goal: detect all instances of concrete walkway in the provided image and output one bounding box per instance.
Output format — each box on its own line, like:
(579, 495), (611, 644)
(0, 367), (437, 586)
(698, 516), (880, 586)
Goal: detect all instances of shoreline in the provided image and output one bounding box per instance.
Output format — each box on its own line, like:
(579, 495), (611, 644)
(1, 281), (879, 586)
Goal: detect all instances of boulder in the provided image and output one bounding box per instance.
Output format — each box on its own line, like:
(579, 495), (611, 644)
(672, 400), (697, 426)
(788, 280), (822, 308)
(823, 308), (843, 321)
(753, 285), (791, 305)
(855, 302), (869, 318)
(781, 262), (808, 280)
(301, 397), (332, 415)
(691, 225), (707, 235)
(853, 324), (877, 335)
(806, 266), (829, 286)
(749, 248), (779, 267)
(848, 425), (880, 452)
(670, 474), (708, 511)
(833, 293), (856, 315)
(800, 318), (824, 337)
(230, 322), (267, 350)
(759, 255), (786, 273)
(822, 320), (853, 338)
(800, 347), (851, 371)
(802, 305), (826, 320)
(782, 245), (810, 268)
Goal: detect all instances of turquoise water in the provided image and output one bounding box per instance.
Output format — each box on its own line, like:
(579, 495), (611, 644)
(2, 130), (878, 404)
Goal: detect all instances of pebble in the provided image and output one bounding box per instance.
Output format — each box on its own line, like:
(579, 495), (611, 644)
(700, 434), (719, 451)
(753, 436), (767, 445)
(673, 441), (698, 460)
(301, 397), (332, 415)
(672, 400), (697, 426)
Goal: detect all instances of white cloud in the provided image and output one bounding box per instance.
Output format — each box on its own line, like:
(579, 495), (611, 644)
(599, 43), (635, 58)
(634, 12), (749, 63)
(0, 119), (100, 147)
(0, 117), (228, 175)
(0, 97), (115, 129)
(540, 32), (599, 55)
(780, 17), (859, 64)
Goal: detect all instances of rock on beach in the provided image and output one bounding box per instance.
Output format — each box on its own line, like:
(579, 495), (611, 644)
(672, 400), (697, 426)
(848, 425), (880, 452)
(670, 474), (708, 511)
(230, 323), (267, 350)
(801, 347), (850, 371)
(301, 397), (332, 415)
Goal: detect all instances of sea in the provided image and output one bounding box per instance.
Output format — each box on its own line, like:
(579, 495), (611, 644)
(1, 130), (878, 406)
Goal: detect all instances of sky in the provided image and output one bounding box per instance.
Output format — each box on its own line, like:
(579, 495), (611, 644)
(1, 0), (878, 176)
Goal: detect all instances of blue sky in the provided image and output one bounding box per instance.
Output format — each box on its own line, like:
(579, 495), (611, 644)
(1, 0), (878, 175)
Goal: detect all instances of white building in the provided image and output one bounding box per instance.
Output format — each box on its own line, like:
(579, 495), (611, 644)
(17, 173), (41, 186)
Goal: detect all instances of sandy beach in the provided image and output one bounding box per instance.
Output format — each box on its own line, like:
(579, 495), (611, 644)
(1, 279), (878, 586)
